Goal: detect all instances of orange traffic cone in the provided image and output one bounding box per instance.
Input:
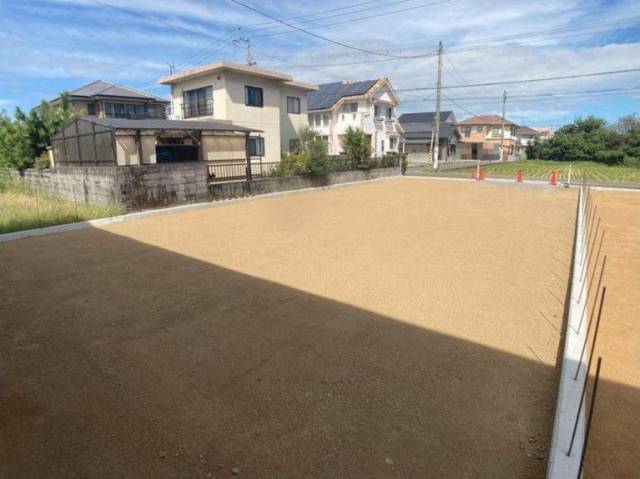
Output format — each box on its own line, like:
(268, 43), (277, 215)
(479, 169), (486, 181)
(516, 170), (524, 182)
(550, 170), (557, 186)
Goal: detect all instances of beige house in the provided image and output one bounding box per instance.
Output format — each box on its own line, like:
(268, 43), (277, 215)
(457, 115), (518, 161)
(306, 78), (403, 157)
(158, 61), (318, 164)
(50, 80), (169, 120)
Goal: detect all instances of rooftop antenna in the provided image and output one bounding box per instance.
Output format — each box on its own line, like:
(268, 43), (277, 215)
(238, 37), (256, 66)
(168, 62), (175, 74)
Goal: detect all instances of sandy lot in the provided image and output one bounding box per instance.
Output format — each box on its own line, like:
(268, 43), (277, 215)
(0, 178), (576, 478)
(583, 190), (640, 477)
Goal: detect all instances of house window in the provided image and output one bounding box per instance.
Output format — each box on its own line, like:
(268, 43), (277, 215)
(348, 102), (357, 112)
(289, 138), (300, 153)
(245, 86), (263, 107)
(491, 127), (502, 136)
(86, 103), (96, 116)
(248, 137), (265, 156)
(341, 114), (345, 121)
(387, 107), (393, 118)
(390, 137), (397, 149)
(287, 96), (300, 114)
(323, 113), (330, 126)
(183, 86), (213, 118)
(462, 127), (471, 137)
(374, 105), (381, 117)
(321, 136), (329, 144)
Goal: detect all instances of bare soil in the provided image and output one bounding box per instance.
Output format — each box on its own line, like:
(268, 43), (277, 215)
(583, 190), (640, 478)
(0, 178), (576, 478)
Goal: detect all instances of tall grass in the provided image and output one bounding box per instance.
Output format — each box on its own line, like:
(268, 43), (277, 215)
(0, 174), (123, 234)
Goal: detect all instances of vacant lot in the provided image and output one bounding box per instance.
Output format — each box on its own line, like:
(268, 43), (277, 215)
(460, 159), (640, 184)
(583, 190), (640, 477)
(0, 178), (576, 478)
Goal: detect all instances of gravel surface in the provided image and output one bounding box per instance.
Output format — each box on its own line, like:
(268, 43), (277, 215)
(583, 190), (640, 477)
(0, 178), (576, 478)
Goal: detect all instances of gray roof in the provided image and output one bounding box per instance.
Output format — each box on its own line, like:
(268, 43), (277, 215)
(307, 80), (377, 110)
(55, 80), (169, 104)
(516, 126), (540, 136)
(84, 117), (261, 133)
(403, 123), (458, 141)
(398, 111), (455, 125)
(399, 111), (458, 141)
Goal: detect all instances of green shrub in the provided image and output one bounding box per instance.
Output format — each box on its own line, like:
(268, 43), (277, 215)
(596, 149), (625, 165)
(342, 127), (371, 164)
(401, 155), (408, 174)
(35, 152), (51, 170)
(304, 139), (328, 175)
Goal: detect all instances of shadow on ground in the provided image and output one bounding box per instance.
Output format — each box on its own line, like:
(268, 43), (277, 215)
(0, 228), (637, 478)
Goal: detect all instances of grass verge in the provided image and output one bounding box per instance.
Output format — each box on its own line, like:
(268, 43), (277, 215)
(0, 176), (123, 234)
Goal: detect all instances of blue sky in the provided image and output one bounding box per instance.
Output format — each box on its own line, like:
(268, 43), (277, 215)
(1, 0), (640, 127)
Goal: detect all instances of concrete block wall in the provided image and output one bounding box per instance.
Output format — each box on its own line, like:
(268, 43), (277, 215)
(11, 166), (121, 204)
(10, 164), (398, 211)
(210, 166), (401, 200)
(116, 163), (209, 209)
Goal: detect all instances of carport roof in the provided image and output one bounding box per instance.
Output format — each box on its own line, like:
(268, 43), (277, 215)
(84, 117), (262, 133)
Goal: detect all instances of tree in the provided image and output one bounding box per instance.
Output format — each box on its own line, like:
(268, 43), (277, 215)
(341, 127), (371, 163)
(0, 92), (76, 170)
(0, 111), (31, 170)
(16, 92), (76, 160)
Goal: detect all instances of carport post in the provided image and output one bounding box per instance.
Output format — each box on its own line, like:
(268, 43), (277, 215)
(245, 132), (252, 181)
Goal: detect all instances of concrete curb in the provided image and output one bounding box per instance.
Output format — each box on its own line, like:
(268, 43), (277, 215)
(0, 174), (402, 244)
(546, 187), (589, 478)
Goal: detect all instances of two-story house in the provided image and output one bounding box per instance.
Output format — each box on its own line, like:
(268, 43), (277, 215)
(49, 80), (170, 119)
(158, 61), (318, 164)
(398, 111), (459, 164)
(515, 125), (541, 157)
(457, 115), (518, 161)
(306, 78), (402, 157)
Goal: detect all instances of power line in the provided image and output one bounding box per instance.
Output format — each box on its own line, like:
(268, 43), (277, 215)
(261, 50), (438, 69)
(396, 67), (640, 92)
(249, 0), (455, 38)
(441, 93), (481, 118)
(228, 0), (436, 59)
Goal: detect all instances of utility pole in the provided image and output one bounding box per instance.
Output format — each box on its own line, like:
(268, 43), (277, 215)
(168, 62), (175, 74)
(433, 41), (443, 170)
(238, 37), (256, 66)
(500, 90), (507, 161)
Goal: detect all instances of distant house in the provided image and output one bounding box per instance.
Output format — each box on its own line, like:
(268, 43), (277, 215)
(158, 61), (318, 164)
(533, 127), (554, 140)
(398, 111), (458, 164)
(50, 80), (170, 120)
(457, 115), (518, 161)
(307, 78), (403, 157)
(515, 126), (541, 156)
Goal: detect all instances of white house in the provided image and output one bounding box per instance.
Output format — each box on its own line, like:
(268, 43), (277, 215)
(158, 61), (318, 164)
(306, 78), (403, 157)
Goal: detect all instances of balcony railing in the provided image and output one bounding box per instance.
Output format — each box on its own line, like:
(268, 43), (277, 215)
(182, 100), (214, 119)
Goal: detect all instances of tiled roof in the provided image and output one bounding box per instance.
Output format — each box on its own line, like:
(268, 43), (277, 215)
(516, 126), (540, 136)
(398, 111), (454, 124)
(458, 115), (515, 126)
(307, 79), (377, 110)
(60, 80), (169, 103)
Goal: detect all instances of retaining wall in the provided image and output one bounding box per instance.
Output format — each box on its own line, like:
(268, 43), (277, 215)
(11, 163), (209, 209)
(210, 167), (401, 200)
(10, 164), (400, 209)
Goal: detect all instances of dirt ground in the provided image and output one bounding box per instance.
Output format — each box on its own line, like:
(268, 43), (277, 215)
(0, 178), (576, 478)
(583, 190), (640, 478)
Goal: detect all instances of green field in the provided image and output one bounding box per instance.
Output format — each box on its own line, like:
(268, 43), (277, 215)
(459, 160), (640, 184)
(0, 178), (122, 234)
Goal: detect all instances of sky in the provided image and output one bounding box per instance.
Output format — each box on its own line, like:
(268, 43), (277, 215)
(1, 0), (640, 127)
